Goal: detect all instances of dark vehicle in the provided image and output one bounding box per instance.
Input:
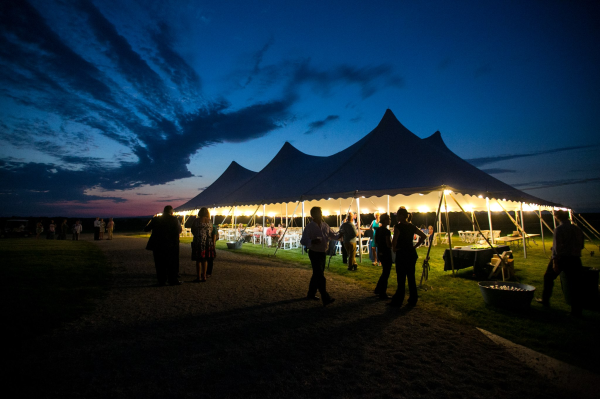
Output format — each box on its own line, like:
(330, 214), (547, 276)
(1, 219), (33, 238)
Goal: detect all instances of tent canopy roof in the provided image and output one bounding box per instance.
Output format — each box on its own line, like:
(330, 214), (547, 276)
(177, 109), (559, 213)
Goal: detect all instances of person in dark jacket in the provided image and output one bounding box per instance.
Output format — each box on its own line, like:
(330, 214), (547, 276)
(537, 210), (585, 316)
(390, 207), (426, 307)
(373, 213), (393, 299)
(144, 205), (183, 286)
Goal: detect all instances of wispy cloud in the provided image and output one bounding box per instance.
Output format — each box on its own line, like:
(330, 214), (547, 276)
(304, 115), (339, 135)
(466, 144), (600, 167)
(0, 0), (295, 214)
(513, 177), (600, 190)
(480, 168), (516, 174)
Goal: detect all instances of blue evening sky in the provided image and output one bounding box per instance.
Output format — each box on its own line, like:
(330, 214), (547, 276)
(1, 0), (599, 216)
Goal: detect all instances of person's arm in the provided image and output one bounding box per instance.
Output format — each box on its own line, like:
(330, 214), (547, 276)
(384, 229), (392, 249)
(144, 218), (155, 232)
(413, 226), (427, 248)
(300, 224), (312, 247)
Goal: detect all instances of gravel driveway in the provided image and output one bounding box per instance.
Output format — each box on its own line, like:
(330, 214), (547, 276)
(15, 234), (567, 398)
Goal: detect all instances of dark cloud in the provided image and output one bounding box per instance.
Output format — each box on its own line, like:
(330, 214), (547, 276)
(480, 168), (516, 174)
(304, 115), (339, 135)
(513, 177), (600, 190)
(467, 144), (600, 167)
(0, 1), (296, 213)
(290, 60), (403, 99)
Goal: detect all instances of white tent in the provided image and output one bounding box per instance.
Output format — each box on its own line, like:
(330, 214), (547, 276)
(176, 109), (559, 219)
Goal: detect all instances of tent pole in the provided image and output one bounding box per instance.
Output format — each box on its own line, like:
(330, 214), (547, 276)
(552, 208), (557, 230)
(486, 197), (494, 244)
(286, 203), (288, 228)
(301, 201), (305, 255)
(387, 195), (390, 218)
(471, 209), (475, 232)
(357, 197), (362, 263)
(444, 192), (455, 275)
(262, 204), (266, 249)
(539, 208), (546, 255)
(419, 193), (444, 289)
(438, 191), (443, 234)
(212, 208), (216, 224)
(520, 202), (527, 259)
(273, 201), (301, 257)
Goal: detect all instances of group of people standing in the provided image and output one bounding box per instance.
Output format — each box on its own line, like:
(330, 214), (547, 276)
(144, 205), (218, 286)
(93, 218), (115, 240)
(144, 204), (587, 317)
(301, 206), (426, 307)
(36, 219), (84, 240)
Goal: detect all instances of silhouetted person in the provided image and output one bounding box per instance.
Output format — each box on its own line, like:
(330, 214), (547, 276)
(93, 217), (100, 240)
(537, 210), (585, 316)
(58, 219), (68, 240)
(72, 220), (82, 240)
(35, 220), (43, 240)
(300, 207), (340, 306)
(390, 207), (426, 307)
(106, 218), (114, 240)
(340, 212), (359, 271)
(47, 220), (56, 240)
(191, 207), (216, 282)
(145, 205), (183, 286)
(373, 213), (393, 299)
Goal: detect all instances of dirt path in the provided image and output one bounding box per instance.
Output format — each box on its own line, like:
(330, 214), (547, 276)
(17, 234), (567, 398)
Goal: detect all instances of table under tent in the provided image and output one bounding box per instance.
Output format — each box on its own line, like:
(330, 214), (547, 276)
(175, 109), (567, 282)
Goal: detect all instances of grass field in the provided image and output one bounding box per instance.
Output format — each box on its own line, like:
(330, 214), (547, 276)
(5, 232), (600, 374)
(171, 233), (600, 373)
(0, 238), (110, 342)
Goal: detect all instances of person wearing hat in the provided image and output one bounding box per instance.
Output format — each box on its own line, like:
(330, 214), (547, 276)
(536, 210), (585, 316)
(390, 207), (427, 307)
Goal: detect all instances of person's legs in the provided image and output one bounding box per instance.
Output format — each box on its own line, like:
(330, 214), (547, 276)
(201, 260), (208, 280)
(195, 261), (201, 280)
(153, 250), (168, 285)
(406, 258), (418, 305)
(391, 260), (407, 306)
(374, 258), (392, 297)
(345, 242), (357, 270)
(167, 247), (180, 284)
(564, 257), (584, 316)
(341, 243), (348, 264)
(541, 259), (559, 305)
(307, 250), (321, 298)
(308, 250), (332, 303)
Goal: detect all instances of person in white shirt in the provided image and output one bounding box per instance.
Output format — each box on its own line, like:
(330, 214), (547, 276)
(93, 217), (101, 240)
(299, 207), (341, 306)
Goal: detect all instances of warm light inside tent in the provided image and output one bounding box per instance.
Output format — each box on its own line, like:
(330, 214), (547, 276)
(444, 190), (452, 195)
(322, 210), (330, 216)
(418, 206), (429, 213)
(490, 203), (503, 212)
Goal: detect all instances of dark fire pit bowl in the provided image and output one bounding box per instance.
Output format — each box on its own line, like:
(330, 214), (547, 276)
(478, 281), (536, 310)
(226, 241), (243, 249)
